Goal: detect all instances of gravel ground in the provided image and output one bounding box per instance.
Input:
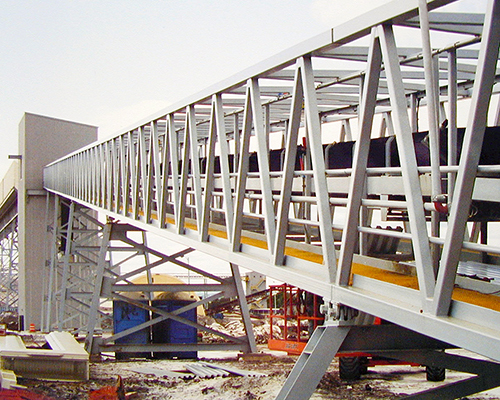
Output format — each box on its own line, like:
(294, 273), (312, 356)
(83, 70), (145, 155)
(17, 349), (500, 400)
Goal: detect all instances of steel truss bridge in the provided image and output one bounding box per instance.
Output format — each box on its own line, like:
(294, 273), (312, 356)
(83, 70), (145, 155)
(37, 0), (500, 398)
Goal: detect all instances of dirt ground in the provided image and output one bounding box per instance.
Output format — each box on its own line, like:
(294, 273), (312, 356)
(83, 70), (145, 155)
(17, 349), (500, 400)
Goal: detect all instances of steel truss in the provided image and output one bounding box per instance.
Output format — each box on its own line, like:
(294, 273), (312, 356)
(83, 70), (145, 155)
(0, 217), (18, 312)
(45, 196), (256, 355)
(44, 0), (500, 397)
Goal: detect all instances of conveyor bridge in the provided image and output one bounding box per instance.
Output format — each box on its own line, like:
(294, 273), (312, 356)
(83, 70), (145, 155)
(41, 0), (500, 398)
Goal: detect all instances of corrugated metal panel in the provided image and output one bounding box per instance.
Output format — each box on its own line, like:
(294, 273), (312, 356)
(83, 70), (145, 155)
(458, 261), (500, 283)
(128, 367), (194, 380)
(184, 363), (229, 378)
(200, 362), (267, 377)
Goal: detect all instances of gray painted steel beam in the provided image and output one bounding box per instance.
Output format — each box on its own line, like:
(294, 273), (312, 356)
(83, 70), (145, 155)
(40, 1), (500, 398)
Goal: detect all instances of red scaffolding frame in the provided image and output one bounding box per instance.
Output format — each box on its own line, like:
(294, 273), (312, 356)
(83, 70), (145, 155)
(268, 284), (324, 355)
(267, 284), (419, 371)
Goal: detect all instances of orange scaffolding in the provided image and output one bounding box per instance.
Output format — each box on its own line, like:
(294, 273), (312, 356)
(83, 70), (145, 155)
(268, 284), (324, 355)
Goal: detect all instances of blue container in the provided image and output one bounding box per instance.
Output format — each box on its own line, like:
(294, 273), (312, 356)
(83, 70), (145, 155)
(113, 300), (150, 359)
(152, 300), (198, 359)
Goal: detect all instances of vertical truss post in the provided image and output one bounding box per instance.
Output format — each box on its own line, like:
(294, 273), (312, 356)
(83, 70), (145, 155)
(338, 28), (382, 286)
(299, 56), (337, 281)
(419, 0), (443, 274)
(379, 23), (435, 305)
(303, 123), (313, 245)
(434, 0), (500, 316)
(44, 194), (60, 332)
(410, 93), (419, 133)
(495, 94), (500, 126)
(249, 78), (276, 254)
(274, 61), (304, 265)
(85, 223), (112, 353)
(187, 105), (204, 233)
(150, 120), (163, 225)
(233, 113), (240, 169)
(158, 121), (170, 228)
(119, 135), (128, 217)
(128, 130), (138, 219)
(57, 201), (76, 331)
(215, 94), (235, 239)
(138, 127), (149, 221)
(82, 150), (88, 203)
(379, 112), (394, 138)
(340, 119), (352, 142)
(101, 141), (108, 210)
(89, 146), (96, 207)
(167, 115), (181, 229)
(93, 145), (100, 209)
(178, 113), (191, 233)
(105, 141), (113, 211)
(231, 86), (253, 252)
(418, 0), (442, 193)
(447, 48), (458, 201)
(201, 101), (218, 242)
(264, 103), (271, 153)
(133, 130), (143, 220)
(111, 138), (120, 214)
(144, 126), (155, 223)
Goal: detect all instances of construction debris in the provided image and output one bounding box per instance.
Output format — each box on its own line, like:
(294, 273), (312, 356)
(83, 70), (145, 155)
(237, 352), (275, 362)
(127, 367), (194, 380)
(0, 369), (27, 391)
(1, 369), (17, 390)
(0, 311), (19, 331)
(128, 362), (268, 380)
(184, 363), (230, 378)
(88, 376), (137, 400)
(0, 388), (57, 400)
(198, 314), (281, 344)
(199, 362), (267, 377)
(0, 332), (89, 381)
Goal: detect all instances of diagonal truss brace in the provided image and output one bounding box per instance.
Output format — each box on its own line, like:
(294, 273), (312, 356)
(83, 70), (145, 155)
(46, 199), (257, 355)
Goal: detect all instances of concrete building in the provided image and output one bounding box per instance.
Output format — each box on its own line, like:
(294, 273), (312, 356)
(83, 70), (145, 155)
(17, 113), (97, 329)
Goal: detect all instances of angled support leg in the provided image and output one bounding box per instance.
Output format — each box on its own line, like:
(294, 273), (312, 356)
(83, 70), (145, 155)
(230, 263), (257, 353)
(275, 325), (351, 400)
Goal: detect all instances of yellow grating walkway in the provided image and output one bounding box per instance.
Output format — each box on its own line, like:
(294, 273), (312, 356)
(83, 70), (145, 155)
(172, 219), (500, 313)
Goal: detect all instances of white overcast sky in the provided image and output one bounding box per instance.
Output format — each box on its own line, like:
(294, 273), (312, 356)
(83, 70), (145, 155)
(0, 0), (485, 179)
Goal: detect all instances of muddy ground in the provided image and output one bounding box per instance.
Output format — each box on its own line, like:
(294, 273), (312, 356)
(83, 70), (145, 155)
(17, 350), (500, 400)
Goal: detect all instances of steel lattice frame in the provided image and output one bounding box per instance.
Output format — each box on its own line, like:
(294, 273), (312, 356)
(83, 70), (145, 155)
(44, 0), (500, 368)
(0, 218), (18, 312)
(44, 196), (257, 355)
(44, 197), (108, 333)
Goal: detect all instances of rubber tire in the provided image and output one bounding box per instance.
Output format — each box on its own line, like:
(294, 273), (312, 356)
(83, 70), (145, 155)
(426, 365), (446, 382)
(360, 356), (368, 374)
(339, 356), (362, 380)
